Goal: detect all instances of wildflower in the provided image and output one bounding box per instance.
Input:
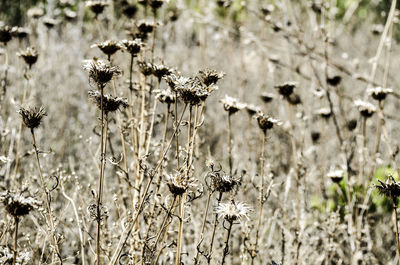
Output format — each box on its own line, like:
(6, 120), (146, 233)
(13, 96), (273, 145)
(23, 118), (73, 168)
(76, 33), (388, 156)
(245, 104), (261, 117)
(287, 93), (302, 105)
(91, 40), (122, 57)
(327, 169), (344, 184)
(137, 61), (153, 76)
(311, 131), (320, 143)
(166, 173), (195, 195)
(27, 7), (44, 19)
(82, 59), (122, 86)
(274, 81), (296, 97)
(367, 87), (392, 101)
(149, 0), (164, 10)
(209, 171), (240, 193)
(137, 20), (156, 34)
(17, 47), (39, 69)
(326, 75), (342, 87)
(0, 246), (32, 265)
(346, 119), (357, 131)
(122, 2), (138, 18)
(220, 95), (246, 114)
(42, 17), (58, 28)
(354, 99), (376, 118)
(154, 89), (175, 105)
(86, 0), (108, 16)
(64, 9), (77, 21)
(121, 39), (142, 57)
(18, 106), (46, 129)
(175, 77), (209, 105)
(164, 73), (186, 92)
(152, 63), (172, 81)
(88, 90), (129, 114)
(11, 27), (30, 40)
(255, 112), (281, 132)
(375, 175), (400, 202)
(198, 68), (225, 86)
(260, 92), (275, 103)
(87, 202), (108, 221)
(315, 107), (332, 120)
(0, 23), (13, 44)
(0, 191), (41, 217)
(215, 201), (252, 222)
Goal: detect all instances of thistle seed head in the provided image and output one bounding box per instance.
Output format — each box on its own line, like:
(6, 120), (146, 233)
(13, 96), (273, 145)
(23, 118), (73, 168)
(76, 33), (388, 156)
(367, 87), (392, 101)
(91, 40), (122, 56)
(18, 106), (46, 129)
(198, 68), (225, 86)
(121, 39), (143, 56)
(354, 99), (376, 118)
(375, 175), (400, 202)
(82, 59), (122, 86)
(166, 173), (195, 195)
(255, 112), (281, 132)
(220, 95), (246, 114)
(0, 191), (41, 217)
(17, 47), (39, 68)
(88, 90), (129, 114)
(260, 92), (275, 103)
(215, 201), (252, 222)
(154, 89), (175, 105)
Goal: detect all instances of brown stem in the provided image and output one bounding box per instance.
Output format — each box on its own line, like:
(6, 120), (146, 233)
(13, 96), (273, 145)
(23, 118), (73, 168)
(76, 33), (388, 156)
(220, 220), (233, 265)
(207, 192), (223, 265)
(12, 217), (19, 265)
(394, 203), (400, 265)
(228, 113), (232, 175)
(193, 191), (212, 265)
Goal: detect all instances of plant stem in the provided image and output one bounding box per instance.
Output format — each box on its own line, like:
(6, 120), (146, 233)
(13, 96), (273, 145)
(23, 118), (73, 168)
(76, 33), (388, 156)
(220, 220), (233, 265)
(395, 203), (400, 265)
(207, 191), (223, 265)
(251, 130), (267, 264)
(228, 113), (232, 175)
(193, 191), (212, 265)
(12, 217), (19, 265)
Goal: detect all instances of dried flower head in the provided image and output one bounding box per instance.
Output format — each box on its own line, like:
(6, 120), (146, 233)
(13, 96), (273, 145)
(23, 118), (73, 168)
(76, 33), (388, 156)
(0, 191), (40, 217)
(326, 75), (342, 87)
(311, 131), (320, 143)
(315, 107), (332, 120)
(198, 68), (225, 86)
(86, 0), (108, 16)
(149, 0), (164, 10)
(11, 27), (30, 40)
(154, 89), (175, 104)
(275, 81), (296, 97)
(209, 171), (240, 193)
(27, 7), (44, 19)
(42, 17), (58, 28)
(354, 99), (376, 118)
(286, 93), (302, 105)
(152, 63), (172, 80)
(375, 175), (400, 202)
(216, 0), (232, 8)
(122, 2), (138, 18)
(367, 87), (392, 101)
(0, 246), (32, 264)
(64, 9), (77, 21)
(82, 59), (122, 86)
(255, 112), (281, 132)
(175, 77), (210, 105)
(137, 61), (153, 76)
(164, 74), (185, 92)
(121, 39), (142, 56)
(137, 20), (156, 34)
(166, 173), (195, 195)
(91, 40), (122, 56)
(327, 169), (344, 184)
(17, 47), (39, 68)
(220, 95), (246, 114)
(87, 202), (108, 221)
(0, 24), (13, 44)
(347, 119), (357, 131)
(88, 90), (129, 113)
(260, 92), (275, 103)
(18, 106), (46, 129)
(245, 104), (262, 117)
(215, 201), (252, 222)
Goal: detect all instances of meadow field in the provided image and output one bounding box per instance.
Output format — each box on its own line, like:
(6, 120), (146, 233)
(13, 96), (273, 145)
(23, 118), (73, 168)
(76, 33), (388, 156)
(1, 0), (400, 264)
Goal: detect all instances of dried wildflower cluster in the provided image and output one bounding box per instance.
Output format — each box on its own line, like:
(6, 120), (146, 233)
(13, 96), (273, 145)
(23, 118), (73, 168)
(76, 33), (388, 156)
(255, 112), (281, 132)
(18, 106), (46, 129)
(0, 191), (40, 217)
(88, 90), (129, 113)
(375, 175), (400, 202)
(91, 40), (122, 56)
(82, 59), (122, 86)
(220, 95), (246, 114)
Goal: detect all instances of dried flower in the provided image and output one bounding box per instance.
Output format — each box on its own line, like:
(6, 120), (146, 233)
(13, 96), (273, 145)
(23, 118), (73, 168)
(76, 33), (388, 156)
(137, 20), (156, 34)
(27, 7), (44, 19)
(17, 47), (39, 68)
(327, 169), (344, 184)
(326, 75), (342, 87)
(91, 40), (122, 56)
(87, 202), (108, 221)
(286, 93), (302, 105)
(315, 107), (332, 120)
(86, 0), (108, 16)
(209, 171), (240, 193)
(88, 90), (129, 113)
(311, 131), (320, 143)
(166, 173), (195, 195)
(154, 89), (175, 104)
(64, 9), (77, 21)
(347, 119), (357, 131)
(216, 0), (232, 8)
(42, 17), (58, 28)
(260, 92), (275, 103)
(220, 95), (246, 114)
(121, 39), (142, 56)
(0, 24), (13, 44)
(375, 175), (400, 202)
(367, 87), (392, 101)
(122, 2), (138, 18)
(354, 99), (376, 118)
(18, 106), (46, 129)
(245, 104), (262, 117)
(11, 27), (30, 40)
(149, 0), (164, 10)
(274, 81), (296, 97)
(82, 59), (122, 86)
(176, 77), (210, 105)
(137, 61), (153, 76)
(0, 191), (40, 217)
(255, 112), (281, 132)
(198, 68), (225, 86)
(215, 201), (251, 222)
(152, 63), (172, 80)
(0, 246), (32, 265)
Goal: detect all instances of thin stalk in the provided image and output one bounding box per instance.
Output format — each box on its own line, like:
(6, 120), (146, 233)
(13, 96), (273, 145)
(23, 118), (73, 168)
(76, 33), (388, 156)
(1, 44), (8, 102)
(95, 17), (104, 41)
(175, 193), (185, 265)
(96, 85), (106, 265)
(394, 203), (400, 265)
(360, 117), (367, 182)
(174, 92), (180, 168)
(207, 192), (223, 265)
(30, 129), (63, 264)
(228, 113), (232, 175)
(251, 130), (267, 264)
(193, 191), (212, 265)
(12, 217), (19, 265)
(220, 220), (233, 265)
